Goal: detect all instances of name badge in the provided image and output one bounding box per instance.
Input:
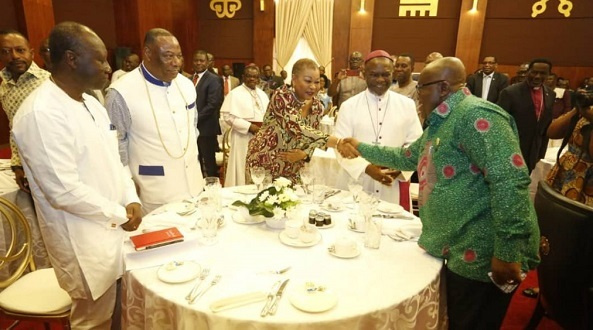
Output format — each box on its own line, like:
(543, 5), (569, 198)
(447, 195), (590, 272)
(138, 165), (165, 176)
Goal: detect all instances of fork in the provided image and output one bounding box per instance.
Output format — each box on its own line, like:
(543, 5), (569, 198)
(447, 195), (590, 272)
(185, 268), (210, 301)
(257, 266), (291, 275)
(189, 275), (222, 304)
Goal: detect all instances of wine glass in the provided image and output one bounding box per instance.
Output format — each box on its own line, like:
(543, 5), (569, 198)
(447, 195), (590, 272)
(250, 167), (265, 191)
(203, 177), (222, 211)
(348, 176), (363, 204)
(300, 166), (314, 195)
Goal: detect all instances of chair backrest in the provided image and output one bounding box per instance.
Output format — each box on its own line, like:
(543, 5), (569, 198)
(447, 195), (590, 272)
(221, 127), (232, 179)
(533, 180), (593, 329)
(0, 197), (35, 289)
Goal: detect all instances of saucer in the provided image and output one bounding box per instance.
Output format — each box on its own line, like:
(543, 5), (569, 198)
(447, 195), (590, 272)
(321, 202), (344, 212)
(234, 185), (259, 195)
(160, 202), (196, 215)
(377, 202), (404, 214)
(315, 221), (335, 229)
(157, 261), (201, 284)
(279, 230), (321, 247)
(232, 211), (266, 225)
(289, 288), (338, 313)
(328, 244), (361, 259)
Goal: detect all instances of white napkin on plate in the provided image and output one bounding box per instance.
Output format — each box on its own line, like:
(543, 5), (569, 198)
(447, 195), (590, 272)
(387, 222), (422, 241)
(209, 291), (267, 312)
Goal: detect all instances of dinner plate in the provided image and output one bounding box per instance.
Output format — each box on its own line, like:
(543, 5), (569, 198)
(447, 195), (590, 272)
(377, 202), (404, 214)
(328, 244), (361, 259)
(232, 211), (266, 225)
(289, 287), (337, 313)
(234, 185), (259, 195)
(157, 261), (201, 284)
(279, 230), (321, 247)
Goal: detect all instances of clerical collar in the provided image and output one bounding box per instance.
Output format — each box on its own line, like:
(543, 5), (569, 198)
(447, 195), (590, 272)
(366, 89), (388, 100)
(140, 63), (171, 87)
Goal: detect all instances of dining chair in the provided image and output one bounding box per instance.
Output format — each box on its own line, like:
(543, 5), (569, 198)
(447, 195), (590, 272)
(526, 181), (593, 329)
(220, 127), (232, 180)
(0, 197), (71, 330)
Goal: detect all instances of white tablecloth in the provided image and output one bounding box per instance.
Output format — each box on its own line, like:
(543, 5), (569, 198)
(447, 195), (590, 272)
(122, 188), (445, 329)
(0, 161), (51, 281)
(529, 147), (561, 200)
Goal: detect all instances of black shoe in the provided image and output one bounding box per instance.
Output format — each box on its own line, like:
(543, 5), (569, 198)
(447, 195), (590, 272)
(522, 287), (539, 298)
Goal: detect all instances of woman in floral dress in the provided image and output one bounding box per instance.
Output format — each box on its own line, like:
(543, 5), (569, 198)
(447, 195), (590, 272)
(246, 59), (342, 183)
(546, 97), (593, 206)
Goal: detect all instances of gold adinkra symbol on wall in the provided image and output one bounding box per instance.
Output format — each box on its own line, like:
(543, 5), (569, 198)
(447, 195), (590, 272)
(399, 0), (439, 17)
(531, 0), (573, 18)
(210, 0), (242, 18)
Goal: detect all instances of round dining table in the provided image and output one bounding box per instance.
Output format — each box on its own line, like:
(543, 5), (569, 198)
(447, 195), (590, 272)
(121, 187), (445, 329)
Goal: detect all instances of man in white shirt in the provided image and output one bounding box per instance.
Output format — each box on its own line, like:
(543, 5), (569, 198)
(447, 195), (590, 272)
(221, 64), (269, 186)
(334, 50), (423, 209)
(110, 53), (139, 83)
(390, 53), (423, 124)
(106, 28), (203, 214)
(12, 21), (142, 329)
(466, 56), (509, 103)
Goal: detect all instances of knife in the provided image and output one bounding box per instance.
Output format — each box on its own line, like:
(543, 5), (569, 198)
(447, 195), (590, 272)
(260, 280), (281, 317)
(267, 279), (289, 315)
(373, 213), (416, 220)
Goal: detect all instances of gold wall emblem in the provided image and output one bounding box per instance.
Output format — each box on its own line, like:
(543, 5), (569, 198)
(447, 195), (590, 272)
(531, 0), (573, 18)
(399, 0), (439, 17)
(210, 0), (242, 18)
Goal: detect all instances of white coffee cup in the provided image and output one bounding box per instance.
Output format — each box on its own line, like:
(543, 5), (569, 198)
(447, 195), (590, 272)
(299, 224), (317, 243)
(334, 236), (357, 256)
(285, 220), (301, 239)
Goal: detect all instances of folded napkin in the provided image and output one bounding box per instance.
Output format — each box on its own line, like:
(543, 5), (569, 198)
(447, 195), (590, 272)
(141, 213), (196, 231)
(209, 291), (267, 312)
(387, 222), (423, 241)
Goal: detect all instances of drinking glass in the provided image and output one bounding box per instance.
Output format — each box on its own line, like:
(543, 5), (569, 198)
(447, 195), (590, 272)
(300, 166), (314, 203)
(199, 199), (219, 245)
(359, 192), (381, 249)
(204, 177), (222, 211)
(348, 176), (364, 204)
(250, 167), (265, 191)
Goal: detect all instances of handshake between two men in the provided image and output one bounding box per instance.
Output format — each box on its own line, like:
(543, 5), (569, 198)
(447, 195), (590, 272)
(334, 137), (401, 187)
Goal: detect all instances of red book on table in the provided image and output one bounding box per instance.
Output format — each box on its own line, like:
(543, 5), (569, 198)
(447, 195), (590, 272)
(130, 227), (184, 251)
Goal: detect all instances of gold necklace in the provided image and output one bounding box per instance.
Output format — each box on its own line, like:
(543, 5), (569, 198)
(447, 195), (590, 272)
(242, 84), (263, 111)
(142, 76), (191, 159)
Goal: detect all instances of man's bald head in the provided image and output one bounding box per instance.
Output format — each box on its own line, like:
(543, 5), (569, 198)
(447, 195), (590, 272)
(424, 57), (466, 87)
(425, 52), (443, 65)
(417, 57), (466, 118)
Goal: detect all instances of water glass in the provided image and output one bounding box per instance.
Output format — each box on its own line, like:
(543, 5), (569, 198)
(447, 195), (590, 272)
(203, 177), (222, 212)
(250, 167), (265, 191)
(312, 184), (327, 205)
(200, 202), (219, 245)
(348, 177), (363, 204)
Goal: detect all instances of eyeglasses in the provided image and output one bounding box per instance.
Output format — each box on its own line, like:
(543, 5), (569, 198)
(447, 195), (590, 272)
(416, 79), (446, 91)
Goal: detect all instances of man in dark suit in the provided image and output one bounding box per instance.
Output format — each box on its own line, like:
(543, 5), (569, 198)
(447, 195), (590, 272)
(192, 49), (223, 177)
(466, 56), (509, 103)
(498, 58), (555, 173)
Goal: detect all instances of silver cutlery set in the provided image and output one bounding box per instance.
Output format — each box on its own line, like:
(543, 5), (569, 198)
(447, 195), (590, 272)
(260, 279), (290, 317)
(186, 268), (222, 304)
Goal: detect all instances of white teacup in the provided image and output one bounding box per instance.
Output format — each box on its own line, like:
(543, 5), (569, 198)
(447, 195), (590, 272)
(285, 220), (301, 239)
(299, 224), (317, 243)
(334, 236), (357, 256)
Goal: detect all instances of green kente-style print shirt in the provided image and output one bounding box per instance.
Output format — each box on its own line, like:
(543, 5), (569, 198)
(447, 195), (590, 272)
(358, 87), (540, 282)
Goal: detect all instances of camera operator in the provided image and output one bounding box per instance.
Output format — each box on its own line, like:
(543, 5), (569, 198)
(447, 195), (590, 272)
(545, 89), (593, 205)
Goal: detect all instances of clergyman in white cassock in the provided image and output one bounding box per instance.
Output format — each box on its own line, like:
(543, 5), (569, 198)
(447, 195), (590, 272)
(221, 82), (269, 186)
(334, 89), (422, 207)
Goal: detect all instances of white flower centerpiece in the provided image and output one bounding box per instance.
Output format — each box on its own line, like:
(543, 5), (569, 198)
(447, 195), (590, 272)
(232, 177), (300, 229)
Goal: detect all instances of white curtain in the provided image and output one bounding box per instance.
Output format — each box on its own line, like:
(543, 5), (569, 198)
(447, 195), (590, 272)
(275, 0), (315, 69)
(303, 0), (334, 76)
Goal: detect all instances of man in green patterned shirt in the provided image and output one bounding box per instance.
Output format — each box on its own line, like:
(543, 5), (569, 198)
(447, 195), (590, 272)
(0, 30), (50, 192)
(343, 57), (540, 329)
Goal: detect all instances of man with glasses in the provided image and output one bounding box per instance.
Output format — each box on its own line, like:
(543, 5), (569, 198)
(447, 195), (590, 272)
(0, 29), (50, 192)
(466, 56), (509, 103)
(328, 51), (367, 107)
(342, 57), (540, 329)
(221, 64), (269, 186)
(334, 50), (422, 209)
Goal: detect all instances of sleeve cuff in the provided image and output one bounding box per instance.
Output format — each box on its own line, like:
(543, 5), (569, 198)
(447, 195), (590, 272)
(105, 205), (129, 230)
